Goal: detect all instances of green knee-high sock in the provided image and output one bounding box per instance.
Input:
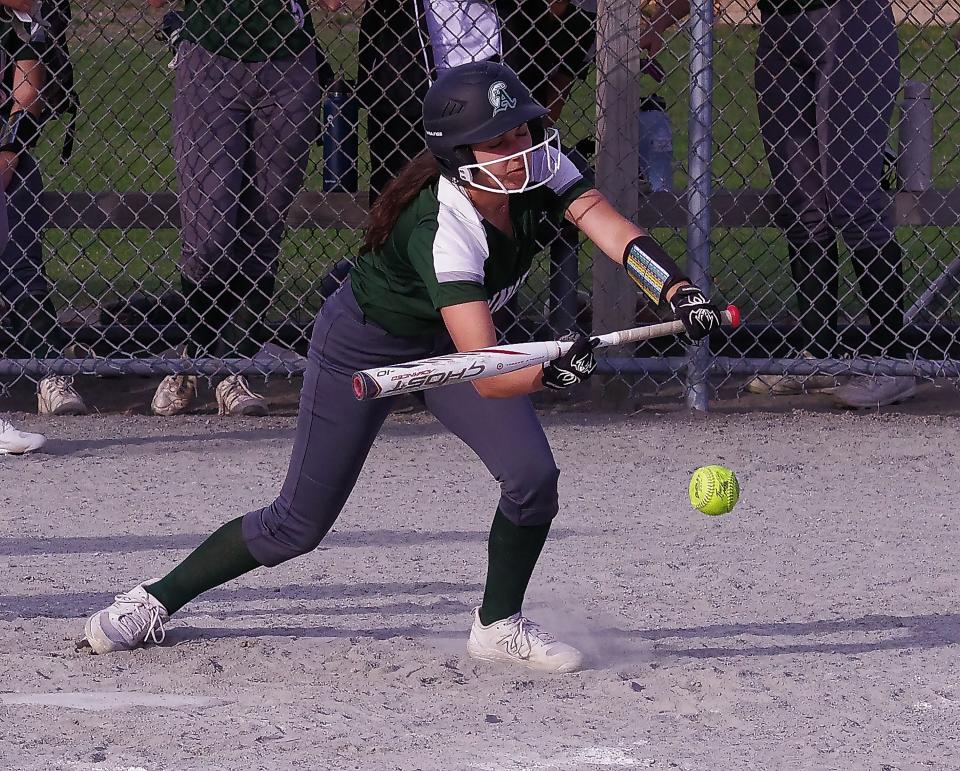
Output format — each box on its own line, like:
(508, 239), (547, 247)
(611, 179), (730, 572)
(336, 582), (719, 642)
(478, 509), (551, 626)
(145, 516), (261, 615)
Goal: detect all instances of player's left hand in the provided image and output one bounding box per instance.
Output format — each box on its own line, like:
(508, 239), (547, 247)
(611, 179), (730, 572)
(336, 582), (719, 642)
(542, 334), (599, 390)
(669, 285), (723, 341)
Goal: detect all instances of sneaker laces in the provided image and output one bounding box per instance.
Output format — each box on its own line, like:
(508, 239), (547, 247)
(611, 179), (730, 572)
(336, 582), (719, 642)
(45, 376), (77, 399)
(169, 375), (195, 398)
(499, 615), (554, 659)
(223, 376), (262, 406)
(111, 590), (167, 645)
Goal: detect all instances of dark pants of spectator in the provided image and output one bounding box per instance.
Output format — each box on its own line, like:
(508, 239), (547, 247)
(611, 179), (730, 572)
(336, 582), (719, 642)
(172, 41), (321, 358)
(755, 0), (906, 357)
(0, 153), (66, 358)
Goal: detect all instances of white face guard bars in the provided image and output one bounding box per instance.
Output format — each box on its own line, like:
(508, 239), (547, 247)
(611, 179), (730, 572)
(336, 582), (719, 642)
(456, 127), (562, 194)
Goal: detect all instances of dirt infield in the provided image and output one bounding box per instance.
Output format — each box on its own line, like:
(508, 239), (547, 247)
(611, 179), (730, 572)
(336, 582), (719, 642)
(2, 404), (960, 770)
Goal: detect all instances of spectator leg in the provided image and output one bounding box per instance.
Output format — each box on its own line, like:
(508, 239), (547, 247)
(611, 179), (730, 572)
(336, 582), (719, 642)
(816, 0), (904, 357)
(179, 275), (235, 359)
(1, 154), (67, 358)
(850, 241), (907, 358)
(228, 49), (320, 358)
(173, 43), (253, 357)
(755, 13), (837, 356)
(788, 239), (840, 358)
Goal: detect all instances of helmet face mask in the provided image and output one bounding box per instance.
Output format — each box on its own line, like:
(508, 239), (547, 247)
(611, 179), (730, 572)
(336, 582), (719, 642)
(457, 126), (562, 194)
(422, 61), (557, 194)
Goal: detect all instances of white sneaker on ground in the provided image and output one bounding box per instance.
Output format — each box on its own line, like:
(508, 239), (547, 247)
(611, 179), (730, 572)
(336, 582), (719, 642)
(0, 418), (46, 455)
(466, 607), (584, 673)
(84, 584), (169, 655)
(37, 376), (88, 415)
(831, 375), (918, 409)
(151, 374), (197, 416)
(215, 374), (268, 416)
(745, 351), (839, 395)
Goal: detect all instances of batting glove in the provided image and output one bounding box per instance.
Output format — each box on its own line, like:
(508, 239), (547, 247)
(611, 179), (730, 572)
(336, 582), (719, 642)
(669, 285), (723, 341)
(542, 334), (599, 390)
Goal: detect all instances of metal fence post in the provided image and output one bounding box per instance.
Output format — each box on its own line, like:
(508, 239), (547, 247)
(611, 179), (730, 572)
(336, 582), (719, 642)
(685, 0), (715, 411)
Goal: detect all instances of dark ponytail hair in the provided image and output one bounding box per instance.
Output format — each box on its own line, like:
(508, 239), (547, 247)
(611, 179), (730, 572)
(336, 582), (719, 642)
(361, 152), (443, 255)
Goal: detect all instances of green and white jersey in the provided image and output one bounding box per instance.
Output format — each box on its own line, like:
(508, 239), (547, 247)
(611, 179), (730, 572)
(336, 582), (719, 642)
(183, 0), (317, 62)
(351, 152), (593, 338)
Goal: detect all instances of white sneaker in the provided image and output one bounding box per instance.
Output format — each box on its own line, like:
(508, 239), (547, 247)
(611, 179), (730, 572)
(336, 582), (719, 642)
(37, 376), (88, 415)
(832, 375), (918, 409)
(466, 607), (584, 673)
(84, 584), (169, 655)
(215, 374), (268, 416)
(151, 374), (197, 416)
(0, 418), (46, 455)
(745, 351), (838, 395)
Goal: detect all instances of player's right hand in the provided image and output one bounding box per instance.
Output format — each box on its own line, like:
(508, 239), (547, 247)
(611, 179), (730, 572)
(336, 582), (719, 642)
(542, 334), (599, 391)
(669, 285), (723, 341)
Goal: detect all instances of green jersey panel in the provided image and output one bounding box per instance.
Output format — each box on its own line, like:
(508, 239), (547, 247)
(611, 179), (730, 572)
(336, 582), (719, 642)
(183, 0), (317, 62)
(351, 152), (594, 338)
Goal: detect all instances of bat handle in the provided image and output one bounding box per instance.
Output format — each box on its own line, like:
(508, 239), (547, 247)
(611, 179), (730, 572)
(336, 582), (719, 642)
(724, 304), (741, 328)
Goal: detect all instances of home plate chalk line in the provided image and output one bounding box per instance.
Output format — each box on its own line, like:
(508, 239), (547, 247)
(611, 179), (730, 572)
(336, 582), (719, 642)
(474, 742), (655, 769)
(0, 691), (228, 711)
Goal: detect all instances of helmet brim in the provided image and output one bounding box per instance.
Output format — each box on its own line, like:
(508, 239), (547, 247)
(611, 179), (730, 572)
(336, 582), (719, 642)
(452, 102), (550, 148)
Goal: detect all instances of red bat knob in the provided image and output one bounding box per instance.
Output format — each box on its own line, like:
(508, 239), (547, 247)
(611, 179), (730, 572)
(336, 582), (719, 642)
(725, 304), (741, 328)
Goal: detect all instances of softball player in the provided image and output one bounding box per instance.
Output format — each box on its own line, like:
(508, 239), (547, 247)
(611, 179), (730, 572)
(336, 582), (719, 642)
(640, 0), (915, 407)
(84, 61), (723, 673)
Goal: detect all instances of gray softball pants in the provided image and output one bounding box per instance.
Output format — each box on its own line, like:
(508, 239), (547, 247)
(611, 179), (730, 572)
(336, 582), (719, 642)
(242, 282), (560, 567)
(755, 0), (900, 250)
(173, 42), (321, 282)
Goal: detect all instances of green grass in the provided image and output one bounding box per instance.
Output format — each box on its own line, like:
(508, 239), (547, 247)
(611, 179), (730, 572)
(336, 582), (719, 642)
(30, 18), (960, 323)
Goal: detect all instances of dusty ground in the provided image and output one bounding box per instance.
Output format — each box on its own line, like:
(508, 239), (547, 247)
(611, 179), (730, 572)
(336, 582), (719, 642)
(2, 387), (960, 770)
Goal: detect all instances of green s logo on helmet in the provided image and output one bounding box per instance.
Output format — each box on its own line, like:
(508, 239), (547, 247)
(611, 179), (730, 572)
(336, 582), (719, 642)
(487, 81), (517, 117)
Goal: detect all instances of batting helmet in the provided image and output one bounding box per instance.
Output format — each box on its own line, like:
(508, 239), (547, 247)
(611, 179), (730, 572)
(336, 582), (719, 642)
(422, 61), (559, 192)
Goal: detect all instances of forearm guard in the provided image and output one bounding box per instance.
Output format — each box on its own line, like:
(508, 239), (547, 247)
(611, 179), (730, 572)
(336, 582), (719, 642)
(622, 234), (688, 306)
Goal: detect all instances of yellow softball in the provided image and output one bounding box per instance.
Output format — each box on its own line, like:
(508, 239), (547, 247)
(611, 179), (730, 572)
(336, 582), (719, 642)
(689, 465), (740, 516)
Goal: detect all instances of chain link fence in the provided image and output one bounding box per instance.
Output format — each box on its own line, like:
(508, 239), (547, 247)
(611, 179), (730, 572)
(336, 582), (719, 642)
(0, 0), (957, 413)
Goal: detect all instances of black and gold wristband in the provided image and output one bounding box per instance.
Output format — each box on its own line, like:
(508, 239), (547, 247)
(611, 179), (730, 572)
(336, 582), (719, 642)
(622, 235), (687, 305)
